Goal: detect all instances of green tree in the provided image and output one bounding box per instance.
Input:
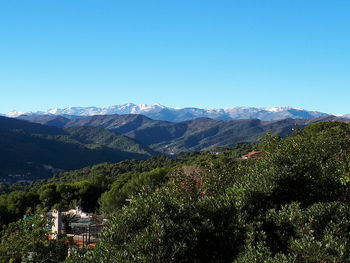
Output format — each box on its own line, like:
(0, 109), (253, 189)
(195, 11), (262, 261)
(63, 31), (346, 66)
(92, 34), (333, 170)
(0, 214), (70, 262)
(99, 168), (170, 214)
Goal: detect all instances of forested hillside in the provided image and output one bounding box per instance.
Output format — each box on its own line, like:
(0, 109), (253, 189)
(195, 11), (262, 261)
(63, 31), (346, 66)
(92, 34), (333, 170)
(2, 121), (350, 262)
(0, 117), (154, 182)
(19, 114), (348, 154)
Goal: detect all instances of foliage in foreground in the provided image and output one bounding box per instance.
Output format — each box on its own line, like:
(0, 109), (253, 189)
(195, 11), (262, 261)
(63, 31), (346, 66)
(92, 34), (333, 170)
(3, 121), (350, 262)
(68, 121), (350, 262)
(0, 215), (70, 263)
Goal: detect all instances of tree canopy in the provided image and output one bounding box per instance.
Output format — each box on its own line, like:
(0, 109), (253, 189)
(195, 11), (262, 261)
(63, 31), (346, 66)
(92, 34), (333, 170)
(3, 121), (350, 262)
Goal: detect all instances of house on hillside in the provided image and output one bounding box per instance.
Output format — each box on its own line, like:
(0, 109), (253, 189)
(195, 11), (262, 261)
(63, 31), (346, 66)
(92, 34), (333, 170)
(49, 206), (103, 248)
(241, 151), (263, 160)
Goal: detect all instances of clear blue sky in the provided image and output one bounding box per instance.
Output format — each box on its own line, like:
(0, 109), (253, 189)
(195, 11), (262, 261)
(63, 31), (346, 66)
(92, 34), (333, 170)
(1, 0), (350, 114)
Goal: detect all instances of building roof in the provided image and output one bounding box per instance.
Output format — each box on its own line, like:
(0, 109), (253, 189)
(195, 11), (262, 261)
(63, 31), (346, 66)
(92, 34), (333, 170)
(241, 151), (263, 159)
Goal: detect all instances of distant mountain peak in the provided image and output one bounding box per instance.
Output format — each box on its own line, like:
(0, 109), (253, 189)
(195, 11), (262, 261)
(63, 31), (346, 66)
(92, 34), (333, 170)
(265, 106), (296, 112)
(7, 110), (27, 118)
(5, 103), (338, 122)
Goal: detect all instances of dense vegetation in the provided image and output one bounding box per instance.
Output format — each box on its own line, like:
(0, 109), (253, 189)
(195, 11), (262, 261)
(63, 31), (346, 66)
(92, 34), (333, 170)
(2, 121), (350, 262)
(20, 113), (345, 154)
(0, 155), (180, 226)
(0, 116), (154, 182)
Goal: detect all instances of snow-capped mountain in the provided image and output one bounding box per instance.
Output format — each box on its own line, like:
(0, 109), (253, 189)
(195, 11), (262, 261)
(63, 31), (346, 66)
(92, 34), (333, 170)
(6, 103), (333, 122)
(335, 113), (350, 119)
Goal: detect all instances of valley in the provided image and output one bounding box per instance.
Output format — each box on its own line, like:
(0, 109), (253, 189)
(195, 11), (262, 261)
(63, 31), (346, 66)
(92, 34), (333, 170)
(1, 112), (349, 182)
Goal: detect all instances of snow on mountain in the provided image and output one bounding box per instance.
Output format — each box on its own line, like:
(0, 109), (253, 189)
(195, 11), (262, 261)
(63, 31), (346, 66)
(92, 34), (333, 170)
(5, 103), (334, 122)
(6, 110), (28, 118)
(335, 113), (350, 119)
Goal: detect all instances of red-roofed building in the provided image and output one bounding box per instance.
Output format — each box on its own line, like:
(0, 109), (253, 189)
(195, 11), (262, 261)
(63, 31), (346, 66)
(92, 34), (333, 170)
(241, 151), (263, 160)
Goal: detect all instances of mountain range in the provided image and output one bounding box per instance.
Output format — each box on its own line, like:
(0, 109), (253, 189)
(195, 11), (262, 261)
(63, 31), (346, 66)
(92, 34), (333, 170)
(3, 104), (350, 183)
(0, 116), (154, 182)
(5, 103), (342, 122)
(19, 113), (347, 154)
